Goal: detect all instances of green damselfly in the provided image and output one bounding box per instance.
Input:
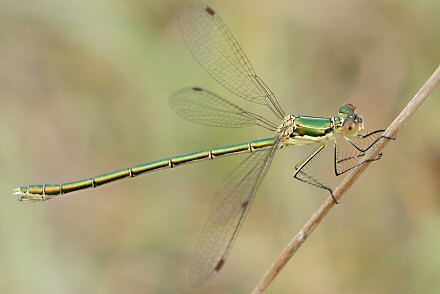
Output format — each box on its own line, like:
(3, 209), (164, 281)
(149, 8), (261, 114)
(15, 4), (391, 287)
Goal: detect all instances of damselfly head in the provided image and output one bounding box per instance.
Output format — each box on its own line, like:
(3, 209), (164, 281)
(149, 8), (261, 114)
(338, 103), (364, 138)
(338, 103), (355, 117)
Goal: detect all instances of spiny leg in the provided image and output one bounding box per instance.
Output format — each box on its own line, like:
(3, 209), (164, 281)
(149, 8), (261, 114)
(334, 140), (383, 176)
(293, 144), (339, 204)
(335, 129), (395, 175)
(347, 129), (396, 153)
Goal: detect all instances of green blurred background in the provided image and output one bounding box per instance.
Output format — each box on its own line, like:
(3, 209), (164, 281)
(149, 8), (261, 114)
(1, 0), (440, 293)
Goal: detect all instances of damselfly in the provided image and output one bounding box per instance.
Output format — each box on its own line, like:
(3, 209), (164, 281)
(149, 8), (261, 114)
(15, 4), (391, 287)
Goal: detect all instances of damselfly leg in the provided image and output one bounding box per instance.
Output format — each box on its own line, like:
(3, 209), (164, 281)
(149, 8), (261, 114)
(293, 130), (395, 203)
(347, 130), (396, 153)
(335, 130), (396, 175)
(293, 143), (339, 203)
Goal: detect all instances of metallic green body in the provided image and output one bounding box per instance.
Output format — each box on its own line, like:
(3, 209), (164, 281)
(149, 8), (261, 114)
(293, 116), (333, 137)
(17, 137), (276, 201)
(13, 5), (378, 289)
(16, 114), (344, 202)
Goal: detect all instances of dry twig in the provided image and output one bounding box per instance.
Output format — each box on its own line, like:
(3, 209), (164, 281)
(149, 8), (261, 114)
(252, 64), (440, 294)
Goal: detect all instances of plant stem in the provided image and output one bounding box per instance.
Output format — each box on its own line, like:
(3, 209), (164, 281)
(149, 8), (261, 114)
(252, 64), (440, 294)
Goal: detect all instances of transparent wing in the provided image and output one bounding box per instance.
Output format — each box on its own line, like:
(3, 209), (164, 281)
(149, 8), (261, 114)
(170, 87), (277, 131)
(190, 136), (281, 287)
(180, 4), (286, 119)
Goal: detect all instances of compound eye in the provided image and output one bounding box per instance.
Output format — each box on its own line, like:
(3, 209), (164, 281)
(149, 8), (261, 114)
(342, 121), (359, 137)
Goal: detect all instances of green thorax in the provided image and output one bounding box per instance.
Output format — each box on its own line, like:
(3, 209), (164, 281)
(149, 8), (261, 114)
(293, 115), (334, 137)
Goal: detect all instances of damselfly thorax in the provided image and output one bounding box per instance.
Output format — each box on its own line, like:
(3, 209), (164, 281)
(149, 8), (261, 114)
(279, 103), (365, 147)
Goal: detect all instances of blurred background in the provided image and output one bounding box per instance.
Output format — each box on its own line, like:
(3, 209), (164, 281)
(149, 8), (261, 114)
(1, 0), (440, 293)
